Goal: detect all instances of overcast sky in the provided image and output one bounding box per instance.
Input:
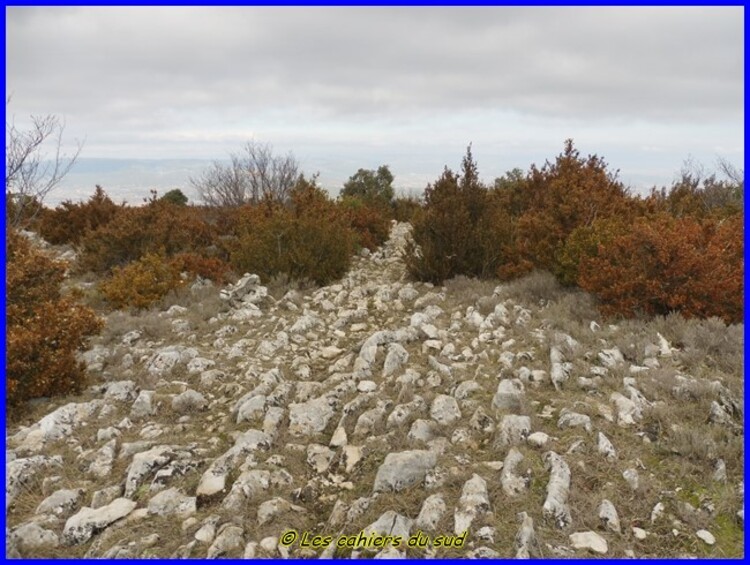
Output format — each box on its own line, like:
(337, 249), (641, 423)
(6, 6), (744, 204)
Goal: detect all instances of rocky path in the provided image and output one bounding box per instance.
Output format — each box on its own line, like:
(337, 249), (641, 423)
(6, 222), (744, 558)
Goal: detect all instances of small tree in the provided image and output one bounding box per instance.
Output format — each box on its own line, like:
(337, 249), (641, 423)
(6, 108), (83, 228)
(191, 141), (300, 207)
(340, 165), (395, 204)
(160, 188), (189, 206)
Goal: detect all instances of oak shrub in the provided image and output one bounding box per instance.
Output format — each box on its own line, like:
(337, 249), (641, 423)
(37, 185), (122, 245)
(576, 213), (743, 324)
(98, 252), (189, 310)
(78, 197), (216, 274)
(6, 230), (103, 410)
(405, 140), (743, 324)
(227, 181), (355, 285)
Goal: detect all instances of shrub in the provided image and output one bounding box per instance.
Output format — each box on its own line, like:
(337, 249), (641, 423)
(407, 145), (512, 283)
(391, 195), (422, 223)
(556, 217), (630, 286)
(340, 165), (395, 205)
(78, 199), (216, 274)
(228, 182), (355, 285)
(171, 252), (231, 284)
(576, 213), (743, 324)
(339, 196), (391, 250)
(511, 139), (633, 275)
(37, 185), (122, 245)
(99, 252), (187, 310)
(6, 229), (103, 410)
(160, 188), (189, 206)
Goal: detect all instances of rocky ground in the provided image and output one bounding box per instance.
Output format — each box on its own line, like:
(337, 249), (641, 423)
(5, 222), (745, 558)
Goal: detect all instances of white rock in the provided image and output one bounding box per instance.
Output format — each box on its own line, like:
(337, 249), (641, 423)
(598, 500), (621, 533)
(569, 531), (608, 554)
(373, 450), (437, 492)
(415, 494), (446, 531)
(430, 395), (461, 426)
(148, 487), (196, 518)
(10, 522), (60, 553)
(527, 432), (550, 448)
(597, 432), (617, 460)
(542, 451), (571, 529)
(696, 529), (715, 545)
(288, 397), (335, 437)
(492, 379), (525, 411)
(454, 474), (490, 534)
(63, 498), (137, 545)
(500, 448), (526, 497)
(35, 488), (84, 518)
(497, 415), (531, 446)
(623, 468), (639, 491)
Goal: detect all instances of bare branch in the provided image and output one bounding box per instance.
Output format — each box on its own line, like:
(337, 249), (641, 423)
(190, 140), (300, 207)
(6, 109), (83, 227)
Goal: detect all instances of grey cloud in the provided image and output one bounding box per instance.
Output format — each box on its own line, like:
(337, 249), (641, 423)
(7, 7), (742, 123)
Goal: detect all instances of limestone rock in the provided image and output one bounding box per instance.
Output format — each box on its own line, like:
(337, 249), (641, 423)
(289, 397), (336, 437)
(373, 450), (437, 492)
(542, 451), (571, 528)
(415, 494), (446, 531)
(570, 531), (608, 554)
(63, 498), (137, 545)
(36, 488), (85, 518)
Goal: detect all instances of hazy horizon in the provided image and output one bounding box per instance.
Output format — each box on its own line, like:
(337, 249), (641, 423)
(45, 146), (738, 207)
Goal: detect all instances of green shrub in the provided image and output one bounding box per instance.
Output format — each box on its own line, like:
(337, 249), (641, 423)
(228, 183), (355, 285)
(406, 145), (512, 283)
(6, 229), (103, 411)
(160, 188), (189, 206)
(340, 165), (395, 205)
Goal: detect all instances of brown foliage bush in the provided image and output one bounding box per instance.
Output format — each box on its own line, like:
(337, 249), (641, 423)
(6, 230), (103, 410)
(511, 139), (634, 275)
(171, 252), (231, 284)
(37, 185), (122, 245)
(339, 196), (391, 251)
(576, 213), (743, 324)
(227, 182), (355, 285)
(78, 198), (216, 274)
(99, 252), (187, 310)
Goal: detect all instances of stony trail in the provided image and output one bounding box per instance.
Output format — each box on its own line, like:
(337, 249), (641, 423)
(6, 222), (744, 558)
